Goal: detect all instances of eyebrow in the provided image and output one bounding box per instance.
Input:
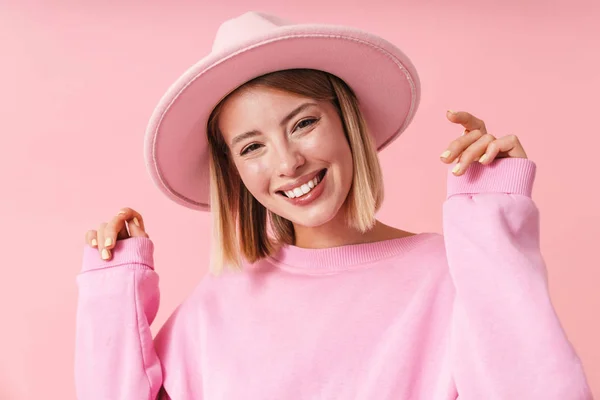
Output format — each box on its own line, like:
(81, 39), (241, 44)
(230, 102), (318, 148)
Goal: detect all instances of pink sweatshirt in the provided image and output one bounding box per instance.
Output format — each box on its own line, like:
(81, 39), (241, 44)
(75, 158), (593, 399)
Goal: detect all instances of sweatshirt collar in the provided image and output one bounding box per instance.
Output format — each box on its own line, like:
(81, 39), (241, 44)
(266, 232), (439, 275)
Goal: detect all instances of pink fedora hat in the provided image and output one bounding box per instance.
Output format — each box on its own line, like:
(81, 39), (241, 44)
(144, 11), (421, 211)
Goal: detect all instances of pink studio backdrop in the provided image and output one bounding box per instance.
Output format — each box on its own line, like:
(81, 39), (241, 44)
(1, 0), (598, 398)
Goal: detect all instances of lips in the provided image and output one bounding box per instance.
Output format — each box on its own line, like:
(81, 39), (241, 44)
(278, 167), (328, 206)
(276, 169), (327, 197)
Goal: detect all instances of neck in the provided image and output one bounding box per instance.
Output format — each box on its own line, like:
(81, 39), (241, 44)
(292, 213), (394, 249)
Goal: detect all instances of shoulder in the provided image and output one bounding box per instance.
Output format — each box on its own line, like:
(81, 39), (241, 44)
(381, 231), (449, 279)
(154, 265), (255, 334)
(400, 231), (447, 264)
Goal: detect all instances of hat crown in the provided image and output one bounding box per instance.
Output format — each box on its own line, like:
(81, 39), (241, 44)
(212, 12), (292, 52)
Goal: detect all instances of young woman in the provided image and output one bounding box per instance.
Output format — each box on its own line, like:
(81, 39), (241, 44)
(75, 11), (592, 400)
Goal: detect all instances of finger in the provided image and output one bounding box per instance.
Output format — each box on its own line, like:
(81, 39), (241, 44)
(440, 129), (484, 164)
(117, 207), (146, 233)
(85, 230), (98, 247)
(478, 138), (503, 165)
(446, 110), (488, 135)
(452, 134), (496, 176)
(104, 214), (130, 251)
(127, 217), (150, 239)
(487, 134), (527, 159)
(96, 222), (111, 261)
(117, 223), (129, 241)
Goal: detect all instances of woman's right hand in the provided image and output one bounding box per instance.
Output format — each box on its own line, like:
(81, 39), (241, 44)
(85, 207), (150, 261)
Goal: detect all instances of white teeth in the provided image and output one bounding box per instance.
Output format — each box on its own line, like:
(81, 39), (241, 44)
(283, 172), (323, 199)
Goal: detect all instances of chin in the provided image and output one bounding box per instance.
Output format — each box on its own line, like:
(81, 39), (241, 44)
(272, 201), (344, 228)
(286, 214), (333, 228)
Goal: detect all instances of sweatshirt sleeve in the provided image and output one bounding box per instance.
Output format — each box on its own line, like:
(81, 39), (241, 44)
(442, 157), (593, 399)
(75, 236), (163, 400)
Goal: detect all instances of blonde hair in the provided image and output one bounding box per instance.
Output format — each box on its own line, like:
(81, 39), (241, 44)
(206, 69), (384, 275)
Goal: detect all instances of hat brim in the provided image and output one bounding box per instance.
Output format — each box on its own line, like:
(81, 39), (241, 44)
(144, 24), (421, 211)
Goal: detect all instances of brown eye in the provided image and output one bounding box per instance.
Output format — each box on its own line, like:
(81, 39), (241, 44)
(240, 143), (261, 155)
(294, 118), (318, 131)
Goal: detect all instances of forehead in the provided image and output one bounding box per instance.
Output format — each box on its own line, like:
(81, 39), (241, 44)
(218, 86), (324, 138)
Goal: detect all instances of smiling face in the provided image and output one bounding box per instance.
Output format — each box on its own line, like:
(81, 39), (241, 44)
(218, 85), (354, 228)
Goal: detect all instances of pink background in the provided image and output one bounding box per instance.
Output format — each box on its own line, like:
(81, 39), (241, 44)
(1, 0), (598, 398)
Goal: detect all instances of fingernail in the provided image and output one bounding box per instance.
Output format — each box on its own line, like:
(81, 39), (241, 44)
(101, 248), (110, 260)
(91, 238), (97, 247)
(118, 211), (126, 216)
(448, 109), (458, 114)
(440, 150), (451, 159)
(104, 237), (112, 247)
(133, 217), (140, 227)
(479, 154), (488, 163)
(452, 163), (461, 174)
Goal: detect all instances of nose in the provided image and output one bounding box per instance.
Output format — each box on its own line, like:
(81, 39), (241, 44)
(275, 143), (305, 177)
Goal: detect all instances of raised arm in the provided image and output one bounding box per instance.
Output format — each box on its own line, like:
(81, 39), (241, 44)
(443, 158), (592, 399)
(76, 219), (164, 399)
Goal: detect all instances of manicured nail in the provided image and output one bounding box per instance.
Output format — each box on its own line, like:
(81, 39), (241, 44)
(479, 154), (488, 163)
(118, 211), (126, 216)
(91, 238), (97, 247)
(448, 109), (458, 114)
(133, 217), (140, 227)
(440, 150), (451, 159)
(452, 163), (461, 174)
(101, 248), (110, 260)
(104, 237), (112, 247)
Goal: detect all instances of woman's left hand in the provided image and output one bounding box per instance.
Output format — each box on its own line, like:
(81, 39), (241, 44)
(440, 110), (528, 176)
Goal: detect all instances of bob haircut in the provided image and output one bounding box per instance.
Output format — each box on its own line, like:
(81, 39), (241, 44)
(206, 69), (384, 275)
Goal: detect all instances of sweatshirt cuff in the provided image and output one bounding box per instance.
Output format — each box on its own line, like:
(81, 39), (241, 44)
(81, 236), (155, 273)
(447, 157), (537, 199)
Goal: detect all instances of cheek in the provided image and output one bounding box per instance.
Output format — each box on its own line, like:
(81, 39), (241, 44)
(318, 128), (353, 184)
(303, 127), (352, 167)
(301, 127), (348, 158)
(237, 160), (272, 192)
(337, 143), (354, 187)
